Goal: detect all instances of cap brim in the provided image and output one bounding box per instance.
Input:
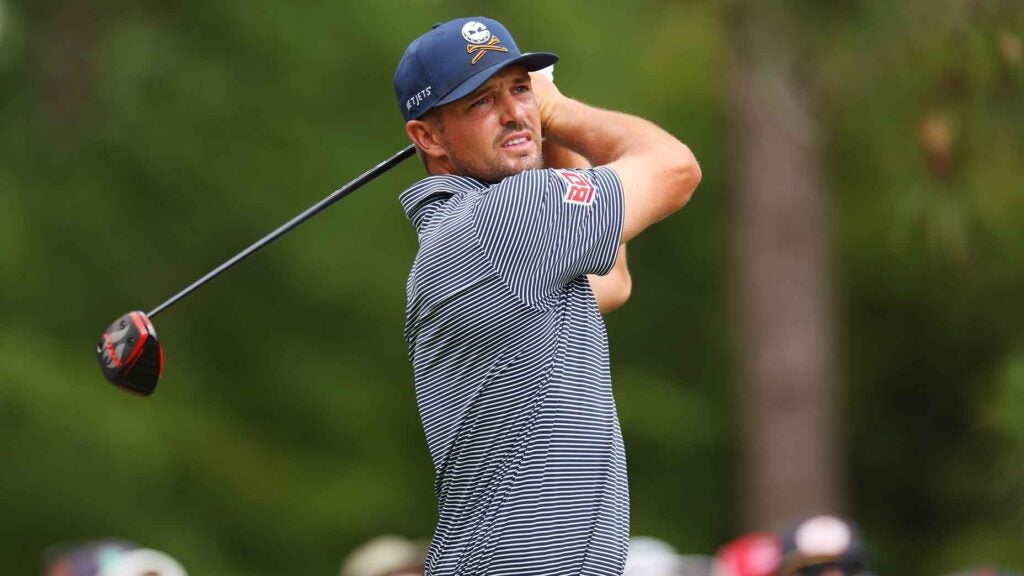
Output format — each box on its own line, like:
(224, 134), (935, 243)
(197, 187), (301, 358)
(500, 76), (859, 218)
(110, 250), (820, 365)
(434, 52), (559, 108)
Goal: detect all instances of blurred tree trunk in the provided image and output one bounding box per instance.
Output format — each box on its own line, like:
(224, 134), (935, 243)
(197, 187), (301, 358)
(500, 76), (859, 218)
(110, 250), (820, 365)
(728, 4), (843, 530)
(33, 0), (97, 142)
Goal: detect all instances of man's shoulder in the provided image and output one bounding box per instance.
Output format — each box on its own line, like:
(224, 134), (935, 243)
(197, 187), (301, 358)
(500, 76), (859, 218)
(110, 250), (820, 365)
(493, 166), (619, 193)
(484, 167), (621, 208)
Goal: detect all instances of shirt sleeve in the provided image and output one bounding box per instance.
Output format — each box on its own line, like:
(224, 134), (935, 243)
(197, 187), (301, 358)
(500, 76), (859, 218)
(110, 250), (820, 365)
(472, 166), (625, 308)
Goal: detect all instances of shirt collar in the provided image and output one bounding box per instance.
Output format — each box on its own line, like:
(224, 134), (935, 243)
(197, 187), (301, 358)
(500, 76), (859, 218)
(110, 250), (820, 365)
(400, 174), (488, 229)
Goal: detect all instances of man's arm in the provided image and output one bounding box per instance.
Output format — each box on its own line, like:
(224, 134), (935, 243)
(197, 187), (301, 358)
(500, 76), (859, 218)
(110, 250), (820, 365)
(543, 140), (631, 314)
(592, 244), (630, 314)
(532, 73), (701, 243)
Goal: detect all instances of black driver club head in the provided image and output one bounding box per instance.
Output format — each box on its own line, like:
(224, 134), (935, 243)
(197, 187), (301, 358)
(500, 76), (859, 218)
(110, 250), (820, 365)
(96, 311), (164, 396)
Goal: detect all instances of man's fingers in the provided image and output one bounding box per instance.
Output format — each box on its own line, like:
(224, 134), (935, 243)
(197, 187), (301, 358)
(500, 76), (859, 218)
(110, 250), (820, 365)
(530, 69), (563, 129)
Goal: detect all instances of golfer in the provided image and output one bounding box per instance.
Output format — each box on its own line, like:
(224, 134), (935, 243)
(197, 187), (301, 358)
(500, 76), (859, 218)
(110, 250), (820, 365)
(395, 16), (700, 575)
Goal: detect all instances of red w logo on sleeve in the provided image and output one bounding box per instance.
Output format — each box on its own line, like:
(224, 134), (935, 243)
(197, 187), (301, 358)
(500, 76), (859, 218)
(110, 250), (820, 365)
(556, 170), (596, 206)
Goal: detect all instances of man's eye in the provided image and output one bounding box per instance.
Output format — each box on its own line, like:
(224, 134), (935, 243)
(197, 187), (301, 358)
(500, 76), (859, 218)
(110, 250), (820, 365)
(512, 85), (530, 94)
(471, 96), (490, 108)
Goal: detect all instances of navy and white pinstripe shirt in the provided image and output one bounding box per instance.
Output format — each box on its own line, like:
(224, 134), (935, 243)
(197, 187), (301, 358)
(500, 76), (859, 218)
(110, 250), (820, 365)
(401, 166), (628, 575)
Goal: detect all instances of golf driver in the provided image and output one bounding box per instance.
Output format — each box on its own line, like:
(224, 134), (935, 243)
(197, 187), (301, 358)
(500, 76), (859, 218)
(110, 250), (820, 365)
(97, 145), (416, 396)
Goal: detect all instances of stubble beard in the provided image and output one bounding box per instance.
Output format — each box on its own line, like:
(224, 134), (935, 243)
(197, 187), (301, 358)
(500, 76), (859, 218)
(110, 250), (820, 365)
(448, 124), (543, 183)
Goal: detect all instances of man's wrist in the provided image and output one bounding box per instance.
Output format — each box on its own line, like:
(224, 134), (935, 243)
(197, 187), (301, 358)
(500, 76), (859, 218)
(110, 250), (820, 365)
(540, 95), (581, 151)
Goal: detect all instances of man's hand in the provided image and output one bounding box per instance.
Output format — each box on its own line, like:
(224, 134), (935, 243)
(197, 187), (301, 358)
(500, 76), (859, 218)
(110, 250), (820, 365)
(530, 69), (565, 132)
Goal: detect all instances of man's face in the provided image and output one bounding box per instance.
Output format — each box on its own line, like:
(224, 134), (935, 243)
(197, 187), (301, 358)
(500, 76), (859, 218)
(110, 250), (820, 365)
(429, 65), (543, 182)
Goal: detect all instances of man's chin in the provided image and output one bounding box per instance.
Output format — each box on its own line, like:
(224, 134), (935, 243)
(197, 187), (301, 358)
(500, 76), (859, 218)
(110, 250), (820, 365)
(454, 151), (542, 182)
(503, 151), (543, 174)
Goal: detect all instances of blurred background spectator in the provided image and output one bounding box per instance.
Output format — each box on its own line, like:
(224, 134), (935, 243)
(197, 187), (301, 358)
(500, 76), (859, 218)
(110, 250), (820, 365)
(42, 539), (186, 576)
(778, 515), (869, 576)
(713, 532), (782, 576)
(339, 534), (426, 576)
(624, 535), (715, 576)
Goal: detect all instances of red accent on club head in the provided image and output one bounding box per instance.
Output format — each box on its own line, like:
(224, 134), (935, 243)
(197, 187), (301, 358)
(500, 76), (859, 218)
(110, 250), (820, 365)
(97, 310), (163, 396)
(103, 334), (123, 367)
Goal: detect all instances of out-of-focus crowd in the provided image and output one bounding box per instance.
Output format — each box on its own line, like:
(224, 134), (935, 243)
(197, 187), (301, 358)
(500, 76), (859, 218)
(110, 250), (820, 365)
(331, 514), (1021, 576)
(621, 514), (1021, 576)
(40, 515), (1021, 575)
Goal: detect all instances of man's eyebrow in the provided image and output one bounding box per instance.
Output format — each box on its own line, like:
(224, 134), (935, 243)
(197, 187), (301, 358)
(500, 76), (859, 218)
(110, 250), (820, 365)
(464, 73), (531, 102)
(465, 82), (493, 101)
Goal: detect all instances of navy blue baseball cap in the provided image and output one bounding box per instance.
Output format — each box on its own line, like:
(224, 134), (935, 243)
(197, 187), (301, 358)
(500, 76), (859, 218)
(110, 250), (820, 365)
(394, 16), (558, 122)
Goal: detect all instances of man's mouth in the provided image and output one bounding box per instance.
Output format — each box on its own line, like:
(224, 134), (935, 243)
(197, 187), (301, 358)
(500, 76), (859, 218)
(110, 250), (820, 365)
(500, 131), (533, 149)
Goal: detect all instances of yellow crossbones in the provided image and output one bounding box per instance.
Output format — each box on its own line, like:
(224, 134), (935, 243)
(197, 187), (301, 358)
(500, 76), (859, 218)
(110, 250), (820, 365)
(467, 36), (509, 65)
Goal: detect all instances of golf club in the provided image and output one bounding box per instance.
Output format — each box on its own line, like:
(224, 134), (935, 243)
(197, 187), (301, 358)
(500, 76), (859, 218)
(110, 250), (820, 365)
(97, 144), (416, 396)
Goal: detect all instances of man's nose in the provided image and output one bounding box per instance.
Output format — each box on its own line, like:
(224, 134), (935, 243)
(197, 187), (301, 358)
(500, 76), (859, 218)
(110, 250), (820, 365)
(498, 93), (527, 125)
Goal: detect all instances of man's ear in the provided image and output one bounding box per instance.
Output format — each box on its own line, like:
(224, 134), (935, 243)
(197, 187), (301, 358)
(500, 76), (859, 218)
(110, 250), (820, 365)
(405, 118), (446, 162)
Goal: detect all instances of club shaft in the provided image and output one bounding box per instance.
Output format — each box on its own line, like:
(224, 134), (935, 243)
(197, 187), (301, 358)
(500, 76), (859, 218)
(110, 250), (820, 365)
(147, 145), (416, 318)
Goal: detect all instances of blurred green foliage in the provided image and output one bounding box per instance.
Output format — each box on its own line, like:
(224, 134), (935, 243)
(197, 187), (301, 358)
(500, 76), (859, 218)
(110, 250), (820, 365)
(0, 1), (1021, 574)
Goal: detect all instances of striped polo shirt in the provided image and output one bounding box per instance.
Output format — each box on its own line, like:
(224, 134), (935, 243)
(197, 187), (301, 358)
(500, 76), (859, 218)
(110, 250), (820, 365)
(400, 166), (629, 576)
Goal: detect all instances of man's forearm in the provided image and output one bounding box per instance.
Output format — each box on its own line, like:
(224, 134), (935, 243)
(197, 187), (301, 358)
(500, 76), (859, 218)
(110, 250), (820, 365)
(590, 244), (630, 314)
(540, 94), (685, 169)
(542, 138), (589, 170)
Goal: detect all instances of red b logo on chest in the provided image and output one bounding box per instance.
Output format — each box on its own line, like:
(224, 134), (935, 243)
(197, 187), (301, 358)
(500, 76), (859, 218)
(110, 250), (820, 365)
(557, 170), (596, 206)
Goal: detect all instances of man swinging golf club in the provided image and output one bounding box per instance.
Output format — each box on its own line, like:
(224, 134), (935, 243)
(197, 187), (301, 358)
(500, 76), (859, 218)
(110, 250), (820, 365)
(395, 16), (701, 575)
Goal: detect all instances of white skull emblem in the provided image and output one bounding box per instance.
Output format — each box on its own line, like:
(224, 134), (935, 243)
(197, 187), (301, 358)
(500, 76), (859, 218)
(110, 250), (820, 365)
(461, 21), (491, 44)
